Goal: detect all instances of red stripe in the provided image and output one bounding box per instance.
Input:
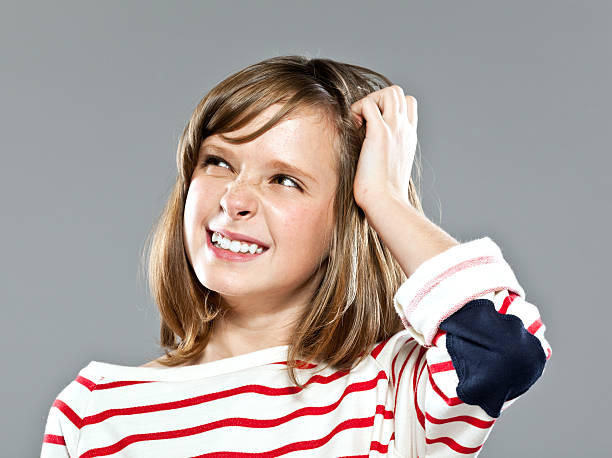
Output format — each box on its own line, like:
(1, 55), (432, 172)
(428, 360), (454, 373)
(425, 435), (483, 454)
(78, 363), (320, 393)
(411, 347), (428, 430)
(52, 399), (84, 429)
(80, 411), (388, 458)
(393, 343), (420, 414)
(76, 375), (98, 391)
(96, 380), (153, 390)
(196, 416), (375, 458)
(432, 330), (446, 346)
(391, 335), (416, 387)
(425, 411), (495, 428)
(391, 349), (400, 387)
(375, 403), (395, 420)
(368, 439), (391, 454)
(546, 348), (552, 359)
(528, 318), (543, 334)
(337, 431), (395, 458)
(43, 434), (66, 445)
(83, 369), (348, 425)
(83, 370), (385, 427)
(370, 337), (392, 359)
(78, 375), (152, 391)
(498, 291), (518, 314)
(58, 369), (354, 429)
(427, 369), (462, 406)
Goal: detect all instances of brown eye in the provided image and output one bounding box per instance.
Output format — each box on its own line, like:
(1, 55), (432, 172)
(202, 155), (231, 170)
(272, 175), (302, 191)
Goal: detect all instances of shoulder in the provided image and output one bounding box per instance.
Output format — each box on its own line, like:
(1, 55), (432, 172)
(44, 365), (102, 429)
(58, 364), (104, 404)
(42, 365), (105, 453)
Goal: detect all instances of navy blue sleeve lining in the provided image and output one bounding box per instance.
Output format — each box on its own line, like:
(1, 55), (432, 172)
(439, 298), (546, 418)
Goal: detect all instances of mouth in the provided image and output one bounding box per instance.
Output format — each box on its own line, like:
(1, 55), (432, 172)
(205, 228), (270, 256)
(206, 227), (270, 250)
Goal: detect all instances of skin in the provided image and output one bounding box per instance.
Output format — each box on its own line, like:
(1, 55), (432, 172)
(350, 85), (458, 279)
(141, 85), (458, 368)
(142, 103), (339, 367)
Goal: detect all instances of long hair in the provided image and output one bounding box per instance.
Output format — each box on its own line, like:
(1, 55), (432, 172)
(140, 55), (425, 389)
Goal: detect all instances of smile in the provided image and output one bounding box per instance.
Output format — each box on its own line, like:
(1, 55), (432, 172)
(206, 229), (268, 262)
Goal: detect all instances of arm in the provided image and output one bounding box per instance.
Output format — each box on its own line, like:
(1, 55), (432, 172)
(359, 193), (459, 279)
(351, 86), (551, 455)
(368, 223), (551, 457)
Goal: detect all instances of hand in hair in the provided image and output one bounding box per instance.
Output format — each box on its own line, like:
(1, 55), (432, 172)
(350, 85), (418, 210)
(351, 87), (459, 277)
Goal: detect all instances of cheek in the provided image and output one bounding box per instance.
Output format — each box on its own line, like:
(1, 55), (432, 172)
(183, 185), (211, 241)
(183, 192), (198, 230)
(279, 203), (334, 256)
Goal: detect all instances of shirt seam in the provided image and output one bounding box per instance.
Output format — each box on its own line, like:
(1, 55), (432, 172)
(370, 354), (411, 458)
(75, 375), (100, 452)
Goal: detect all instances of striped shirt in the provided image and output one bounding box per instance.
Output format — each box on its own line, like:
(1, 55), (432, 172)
(41, 236), (552, 457)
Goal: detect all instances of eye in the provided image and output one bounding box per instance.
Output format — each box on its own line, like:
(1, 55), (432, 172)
(201, 155), (231, 170)
(272, 175), (302, 191)
(201, 155), (303, 191)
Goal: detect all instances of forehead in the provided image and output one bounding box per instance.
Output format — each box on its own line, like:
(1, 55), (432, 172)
(203, 103), (335, 148)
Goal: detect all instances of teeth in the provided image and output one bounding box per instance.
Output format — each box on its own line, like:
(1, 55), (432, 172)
(212, 231), (264, 254)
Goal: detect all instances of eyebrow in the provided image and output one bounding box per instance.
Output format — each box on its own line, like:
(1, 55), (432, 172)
(200, 144), (318, 184)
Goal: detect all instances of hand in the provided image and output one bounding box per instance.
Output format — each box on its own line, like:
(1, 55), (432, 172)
(350, 85), (418, 210)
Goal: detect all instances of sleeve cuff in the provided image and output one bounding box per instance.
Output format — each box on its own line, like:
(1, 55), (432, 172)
(392, 236), (525, 347)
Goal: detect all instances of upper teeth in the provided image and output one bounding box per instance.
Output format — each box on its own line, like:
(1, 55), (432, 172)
(212, 231), (264, 254)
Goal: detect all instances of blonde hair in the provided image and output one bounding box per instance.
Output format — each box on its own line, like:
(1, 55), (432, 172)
(140, 55), (425, 388)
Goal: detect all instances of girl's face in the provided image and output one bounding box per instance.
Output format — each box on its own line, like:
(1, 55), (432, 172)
(183, 104), (339, 307)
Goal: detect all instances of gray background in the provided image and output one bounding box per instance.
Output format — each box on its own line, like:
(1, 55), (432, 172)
(2, 1), (609, 457)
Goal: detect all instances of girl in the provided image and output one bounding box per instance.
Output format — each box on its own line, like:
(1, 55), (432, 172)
(41, 55), (551, 457)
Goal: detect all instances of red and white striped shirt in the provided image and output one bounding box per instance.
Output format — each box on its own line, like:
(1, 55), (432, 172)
(41, 237), (552, 457)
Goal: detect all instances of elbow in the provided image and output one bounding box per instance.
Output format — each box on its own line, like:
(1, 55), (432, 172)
(502, 335), (547, 396)
(440, 298), (548, 418)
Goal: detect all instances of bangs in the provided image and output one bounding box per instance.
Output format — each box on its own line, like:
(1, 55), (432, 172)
(202, 77), (339, 146)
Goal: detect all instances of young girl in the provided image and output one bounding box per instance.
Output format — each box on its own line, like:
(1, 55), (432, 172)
(41, 55), (551, 457)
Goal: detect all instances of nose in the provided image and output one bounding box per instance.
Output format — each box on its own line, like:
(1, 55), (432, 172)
(219, 179), (259, 219)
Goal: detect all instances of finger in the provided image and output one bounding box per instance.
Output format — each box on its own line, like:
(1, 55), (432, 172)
(351, 86), (400, 116)
(369, 87), (401, 125)
(395, 86), (407, 115)
(405, 95), (418, 128)
(351, 108), (364, 127)
(351, 98), (371, 128)
(352, 87), (400, 126)
(359, 97), (386, 130)
(350, 97), (366, 118)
